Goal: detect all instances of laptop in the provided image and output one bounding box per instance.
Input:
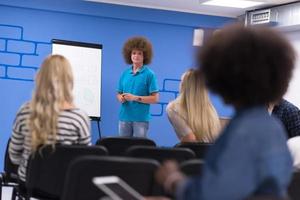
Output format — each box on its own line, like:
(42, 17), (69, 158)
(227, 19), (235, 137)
(93, 176), (144, 200)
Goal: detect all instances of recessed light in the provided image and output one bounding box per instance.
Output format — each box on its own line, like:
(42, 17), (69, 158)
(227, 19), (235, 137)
(202, 0), (264, 8)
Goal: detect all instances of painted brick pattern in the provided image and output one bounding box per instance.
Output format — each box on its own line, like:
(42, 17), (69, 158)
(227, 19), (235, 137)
(36, 43), (52, 55)
(0, 52), (20, 65)
(152, 78), (180, 116)
(7, 66), (36, 81)
(0, 39), (5, 51)
(0, 65), (5, 77)
(0, 24), (51, 81)
(22, 54), (45, 67)
(163, 79), (180, 92)
(151, 103), (166, 116)
(7, 40), (35, 54)
(0, 23), (175, 116)
(0, 25), (22, 39)
(159, 91), (177, 103)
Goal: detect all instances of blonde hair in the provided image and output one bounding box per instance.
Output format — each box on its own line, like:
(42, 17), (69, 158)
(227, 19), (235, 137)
(178, 69), (220, 142)
(29, 55), (74, 151)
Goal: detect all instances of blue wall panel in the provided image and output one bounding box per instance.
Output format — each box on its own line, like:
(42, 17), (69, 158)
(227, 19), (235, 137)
(0, 2), (234, 170)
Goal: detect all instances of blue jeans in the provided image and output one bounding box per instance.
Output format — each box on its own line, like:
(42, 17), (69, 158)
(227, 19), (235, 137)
(119, 121), (149, 138)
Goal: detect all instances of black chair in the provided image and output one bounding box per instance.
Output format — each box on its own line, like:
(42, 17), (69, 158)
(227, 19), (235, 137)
(180, 159), (204, 177)
(0, 138), (19, 200)
(61, 156), (160, 200)
(96, 137), (156, 156)
(288, 171), (300, 200)
(125, 146), (196, 163)
(175, 142), (213, 159)
(24, 145), (108, 200)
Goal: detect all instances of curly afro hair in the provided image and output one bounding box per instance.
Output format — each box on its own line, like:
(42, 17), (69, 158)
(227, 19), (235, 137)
(199, 24), (295, 107)
(122, 36), (153, 65)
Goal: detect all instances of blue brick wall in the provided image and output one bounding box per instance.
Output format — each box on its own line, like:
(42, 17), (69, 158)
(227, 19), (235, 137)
(36, 43), (52, 55)
(0, 52), (20, 65)
(0, 39), (5, 51)
(151, 103), (166, 116)
(163, 78), (181, 93)
(0, 22), (229, 122)
(22, 54), (45, 68)
(0, 22), (182, 117)
(0, 65), (5, 77)
(7, 66), (37, 81)
(7, 40), (35, 54)
(0, 24), (51, 81)
(159, 91), (177, 104)
(0, 24), (23, 39)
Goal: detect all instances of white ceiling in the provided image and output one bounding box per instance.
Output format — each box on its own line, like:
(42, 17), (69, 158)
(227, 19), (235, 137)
(85, 0), (297, 17)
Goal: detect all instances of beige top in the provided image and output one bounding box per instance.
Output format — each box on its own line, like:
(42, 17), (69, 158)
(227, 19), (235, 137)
(166, 99), (193, 140)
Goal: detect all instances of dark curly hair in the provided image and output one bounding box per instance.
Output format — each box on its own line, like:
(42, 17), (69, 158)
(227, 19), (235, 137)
(199, 24), (295, 107)
(122, 36), (153, 65)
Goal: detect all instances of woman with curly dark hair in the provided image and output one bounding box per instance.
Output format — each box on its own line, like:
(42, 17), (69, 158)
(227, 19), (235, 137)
(155, 24), (295, 200)
(117, 36), (159, 137)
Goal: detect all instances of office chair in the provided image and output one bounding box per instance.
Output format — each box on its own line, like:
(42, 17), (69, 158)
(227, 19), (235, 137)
(96, 136), (156, 156)
(24, 145), (108, 200)
(125, 146), (196, 163)
(175, 142), (213, 159)
(61, 156), (160, 200)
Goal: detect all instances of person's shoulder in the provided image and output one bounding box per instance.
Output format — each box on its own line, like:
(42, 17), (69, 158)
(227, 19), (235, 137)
(64, 108), (89, 120)
(17, 102), (31, 114)
(166, 99), (180, 114)
(166, 100), (176, 111)
(282, 99), (300, 111)
(71, 108), (88, 115)
(14, 102), (31, 124)
(144, 66), (156, 75)
(235, 107), (285, 137)
(229, 107), (288, 151)
(119, 67), (131, 76)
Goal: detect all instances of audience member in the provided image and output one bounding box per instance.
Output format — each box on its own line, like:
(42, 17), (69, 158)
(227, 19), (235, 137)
(9, 55), (91, 182)
(269, 99), (300, 138)
(117, 36), (159, 138)
(166, 69), (220, 142)
(156, 24), (295, 200)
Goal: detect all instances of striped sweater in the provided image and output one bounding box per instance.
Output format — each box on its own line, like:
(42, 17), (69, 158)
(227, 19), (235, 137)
(8, 102), (91, 181)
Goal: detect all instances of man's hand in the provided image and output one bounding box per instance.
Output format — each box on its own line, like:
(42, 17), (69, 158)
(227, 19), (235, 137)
(123, 93), (137, 101)
(117, 93), (126, 103)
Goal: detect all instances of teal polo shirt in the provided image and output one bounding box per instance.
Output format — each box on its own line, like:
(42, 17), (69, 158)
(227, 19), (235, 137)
(118, 66), (159, 122)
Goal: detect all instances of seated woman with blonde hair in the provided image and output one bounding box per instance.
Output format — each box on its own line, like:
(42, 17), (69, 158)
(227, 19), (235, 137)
(9, 55), (91, 182)
(166, 69), (220, 143)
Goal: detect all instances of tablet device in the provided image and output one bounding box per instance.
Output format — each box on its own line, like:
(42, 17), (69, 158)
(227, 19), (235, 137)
(93, 176), (144, 200)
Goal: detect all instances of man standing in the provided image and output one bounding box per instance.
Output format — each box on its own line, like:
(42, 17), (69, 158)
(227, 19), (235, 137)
(117, 36), (159, 138)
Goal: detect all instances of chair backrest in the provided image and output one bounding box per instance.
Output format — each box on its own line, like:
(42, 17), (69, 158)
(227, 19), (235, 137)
(126, 146), (196, 163)
(96, 137), (156, 156)
(180, 159), (204, 177)
(288, 171), (300, 200)
(175, 142), (213, 159)
(4, 138), (19, 180)
(25, 145), (108, 199)
(61, 156), (160, 200)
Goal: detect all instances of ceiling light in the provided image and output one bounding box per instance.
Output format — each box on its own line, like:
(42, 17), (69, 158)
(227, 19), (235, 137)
(202, 0), (264, 8)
